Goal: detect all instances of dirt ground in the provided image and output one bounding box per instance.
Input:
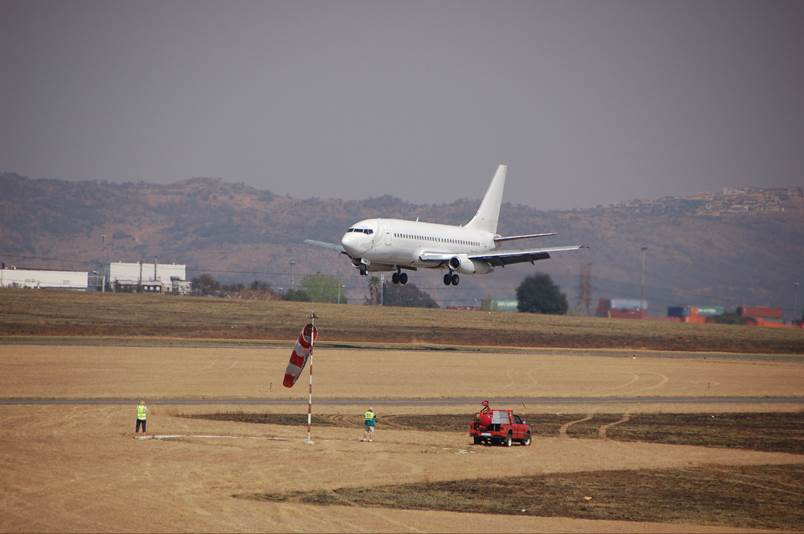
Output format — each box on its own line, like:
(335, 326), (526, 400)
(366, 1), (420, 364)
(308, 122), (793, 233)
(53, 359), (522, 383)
(1, 343), (803, 532)
(1, 344), (802, 400)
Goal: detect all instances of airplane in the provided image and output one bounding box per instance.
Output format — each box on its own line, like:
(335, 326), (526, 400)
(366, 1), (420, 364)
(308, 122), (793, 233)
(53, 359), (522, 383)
(305, 164), (586, 287)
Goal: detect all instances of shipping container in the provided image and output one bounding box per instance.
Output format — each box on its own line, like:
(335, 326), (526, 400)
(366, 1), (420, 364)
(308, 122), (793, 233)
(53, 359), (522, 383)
(596, 298), (612, 317)
(598, 298), (648, 314)
(667, 306), (686, 318)
(683, 315), (707, 324)
(610, 298), (648, 311)
(738, 306), (783, 319)
(754, 317), (786, 328)
(480, 299), (518, 312)
(693, 305), (725, 316)
(608, 309), (646, 319)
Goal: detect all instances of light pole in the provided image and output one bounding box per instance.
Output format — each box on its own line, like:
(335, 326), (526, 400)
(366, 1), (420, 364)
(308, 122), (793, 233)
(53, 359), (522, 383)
(795, 280), (801, 322)
(289, 259), (296, 290)
(640, 246), (648, 310)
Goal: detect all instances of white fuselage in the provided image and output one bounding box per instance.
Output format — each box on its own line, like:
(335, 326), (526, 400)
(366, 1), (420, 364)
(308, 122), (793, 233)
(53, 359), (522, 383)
(341, 218), (496, 272)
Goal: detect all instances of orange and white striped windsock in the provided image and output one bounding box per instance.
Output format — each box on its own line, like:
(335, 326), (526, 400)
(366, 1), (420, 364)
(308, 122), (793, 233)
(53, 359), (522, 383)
(283, 323), (318, 388)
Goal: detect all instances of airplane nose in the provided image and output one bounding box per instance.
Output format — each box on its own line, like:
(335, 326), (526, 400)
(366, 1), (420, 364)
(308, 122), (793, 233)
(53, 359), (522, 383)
(341, 232), (363, 256)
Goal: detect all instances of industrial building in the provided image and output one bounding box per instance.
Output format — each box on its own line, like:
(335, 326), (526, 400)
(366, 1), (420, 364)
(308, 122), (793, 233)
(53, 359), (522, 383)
(101, 261), (191, 295)
(0, 267), (88, 290)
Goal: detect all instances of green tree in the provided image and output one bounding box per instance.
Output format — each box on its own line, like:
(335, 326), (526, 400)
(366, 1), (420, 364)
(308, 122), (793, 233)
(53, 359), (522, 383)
(191, 273), (220, 296)
(301, 274), (347, 304)
(283, 288), (311, 302)
(250, 280), (272, 291)
(516, 273), (568, 314)
(383, 282), (439, 308)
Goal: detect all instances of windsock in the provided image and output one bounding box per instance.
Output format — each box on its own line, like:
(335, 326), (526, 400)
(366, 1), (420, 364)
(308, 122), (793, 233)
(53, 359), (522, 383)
(283, 323), (318, 388)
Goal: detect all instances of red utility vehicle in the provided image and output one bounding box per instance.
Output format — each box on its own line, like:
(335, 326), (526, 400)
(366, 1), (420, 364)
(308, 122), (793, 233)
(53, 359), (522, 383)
(469, 401), (532, 447)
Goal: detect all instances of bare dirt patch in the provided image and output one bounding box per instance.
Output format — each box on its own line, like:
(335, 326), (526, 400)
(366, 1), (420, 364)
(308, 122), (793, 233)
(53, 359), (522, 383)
(245, 464), (804, 530)
(3, 344), (802, 401)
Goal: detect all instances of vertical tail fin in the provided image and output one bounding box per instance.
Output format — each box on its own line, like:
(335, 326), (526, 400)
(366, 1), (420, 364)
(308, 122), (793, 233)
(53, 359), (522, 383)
(465, 164), (507, 234)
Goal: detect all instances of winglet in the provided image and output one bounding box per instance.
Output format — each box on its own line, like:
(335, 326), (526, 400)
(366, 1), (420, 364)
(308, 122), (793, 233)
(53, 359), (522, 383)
(465, 164), (506, 234)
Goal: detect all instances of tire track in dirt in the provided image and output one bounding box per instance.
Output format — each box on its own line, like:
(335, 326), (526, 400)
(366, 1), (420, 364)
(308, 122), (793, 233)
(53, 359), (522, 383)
(694, 467), (804, 499)
(559, 414), (594, 438)
(681, 469), (804, 498)
(590, 373), (640, 394)
(500, 369), (516, 390)
(633, 372), (670, 392)
(598, 413), (631, 440)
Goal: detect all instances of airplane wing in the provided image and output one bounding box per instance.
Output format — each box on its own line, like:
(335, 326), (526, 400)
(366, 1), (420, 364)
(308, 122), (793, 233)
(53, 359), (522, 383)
(304, 239), (345, 254)
(493, 232), (556, 242)
(419, 245), (586, 267)
(470, 245), (586, 266)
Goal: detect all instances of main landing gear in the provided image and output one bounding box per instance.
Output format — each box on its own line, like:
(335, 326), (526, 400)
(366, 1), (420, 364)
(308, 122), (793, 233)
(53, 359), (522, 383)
(358, 264), (368, 276)
(391, 269), (408, 285)
(443, 271), (460, 286)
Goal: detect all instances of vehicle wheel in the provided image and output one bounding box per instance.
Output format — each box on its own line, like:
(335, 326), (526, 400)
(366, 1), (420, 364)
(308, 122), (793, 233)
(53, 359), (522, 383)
(522, 433), (532, 446)
(391, 272), (400, 284)
(443, 273), (452, 285)
(505, 433), (512, 447)
(399, 272), (408, 285)
(473, 436), (481, 445)
(451, 273), (460, 286)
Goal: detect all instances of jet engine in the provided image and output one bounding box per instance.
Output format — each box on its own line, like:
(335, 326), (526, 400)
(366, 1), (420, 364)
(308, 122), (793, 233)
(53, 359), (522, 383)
(449, 254), (493, 274)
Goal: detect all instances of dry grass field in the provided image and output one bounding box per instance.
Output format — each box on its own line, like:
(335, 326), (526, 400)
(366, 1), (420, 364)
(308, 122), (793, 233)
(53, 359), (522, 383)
(1, 289), (803, 532)
(2, 289), (804, 353)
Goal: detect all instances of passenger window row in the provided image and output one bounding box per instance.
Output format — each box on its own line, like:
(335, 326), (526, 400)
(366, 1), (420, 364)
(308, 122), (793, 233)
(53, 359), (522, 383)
(393, 233), (479, 247)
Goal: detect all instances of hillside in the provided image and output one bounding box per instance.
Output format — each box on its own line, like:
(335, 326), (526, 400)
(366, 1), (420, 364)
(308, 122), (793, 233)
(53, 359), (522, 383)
(1, 172), (802, 315)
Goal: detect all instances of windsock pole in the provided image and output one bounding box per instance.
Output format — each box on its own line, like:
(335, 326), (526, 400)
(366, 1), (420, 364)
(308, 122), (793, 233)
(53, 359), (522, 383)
(305, 311), (318, 444)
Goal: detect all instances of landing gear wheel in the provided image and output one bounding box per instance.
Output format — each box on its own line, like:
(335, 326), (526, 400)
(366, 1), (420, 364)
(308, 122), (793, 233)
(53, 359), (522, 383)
(359, 264), (367, 276)
(522, 433), (532, 446)
(451, 273), (460, 286)
(399, 272), (408, 285)
(505, 433), (513, 447)
(443, 273), (452, 286)
(391, 272), (400, 284)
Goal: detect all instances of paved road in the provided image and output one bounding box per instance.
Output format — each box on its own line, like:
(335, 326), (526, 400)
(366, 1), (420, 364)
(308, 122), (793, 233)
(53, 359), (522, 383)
(2, 396), (803, 406)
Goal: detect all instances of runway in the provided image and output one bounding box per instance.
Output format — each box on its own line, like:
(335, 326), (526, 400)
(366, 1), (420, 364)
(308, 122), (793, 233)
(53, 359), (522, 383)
(2, 395), (803, 406)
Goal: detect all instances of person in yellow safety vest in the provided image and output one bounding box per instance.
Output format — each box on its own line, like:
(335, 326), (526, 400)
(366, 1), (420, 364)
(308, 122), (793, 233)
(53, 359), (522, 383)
(361, 407), (376, 442)
(135, 399), (149, 434)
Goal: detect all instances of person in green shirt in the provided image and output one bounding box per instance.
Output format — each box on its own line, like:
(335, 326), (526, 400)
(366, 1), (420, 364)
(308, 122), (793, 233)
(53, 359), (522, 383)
(361, 407), (376, 442)
(135, 399), (149, 434)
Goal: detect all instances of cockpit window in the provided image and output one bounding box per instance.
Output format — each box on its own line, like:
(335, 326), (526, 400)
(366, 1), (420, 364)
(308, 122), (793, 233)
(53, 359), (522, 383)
(346, 227), (373, 235)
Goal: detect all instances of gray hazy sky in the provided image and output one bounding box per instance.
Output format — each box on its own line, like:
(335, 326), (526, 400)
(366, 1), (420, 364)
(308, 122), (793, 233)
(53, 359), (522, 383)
(2, 0), (803, 209)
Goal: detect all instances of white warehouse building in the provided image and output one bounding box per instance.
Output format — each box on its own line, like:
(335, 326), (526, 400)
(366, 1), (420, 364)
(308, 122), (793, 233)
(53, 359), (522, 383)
(103, 261), (190, 294)
(0, 268), (88, 290)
